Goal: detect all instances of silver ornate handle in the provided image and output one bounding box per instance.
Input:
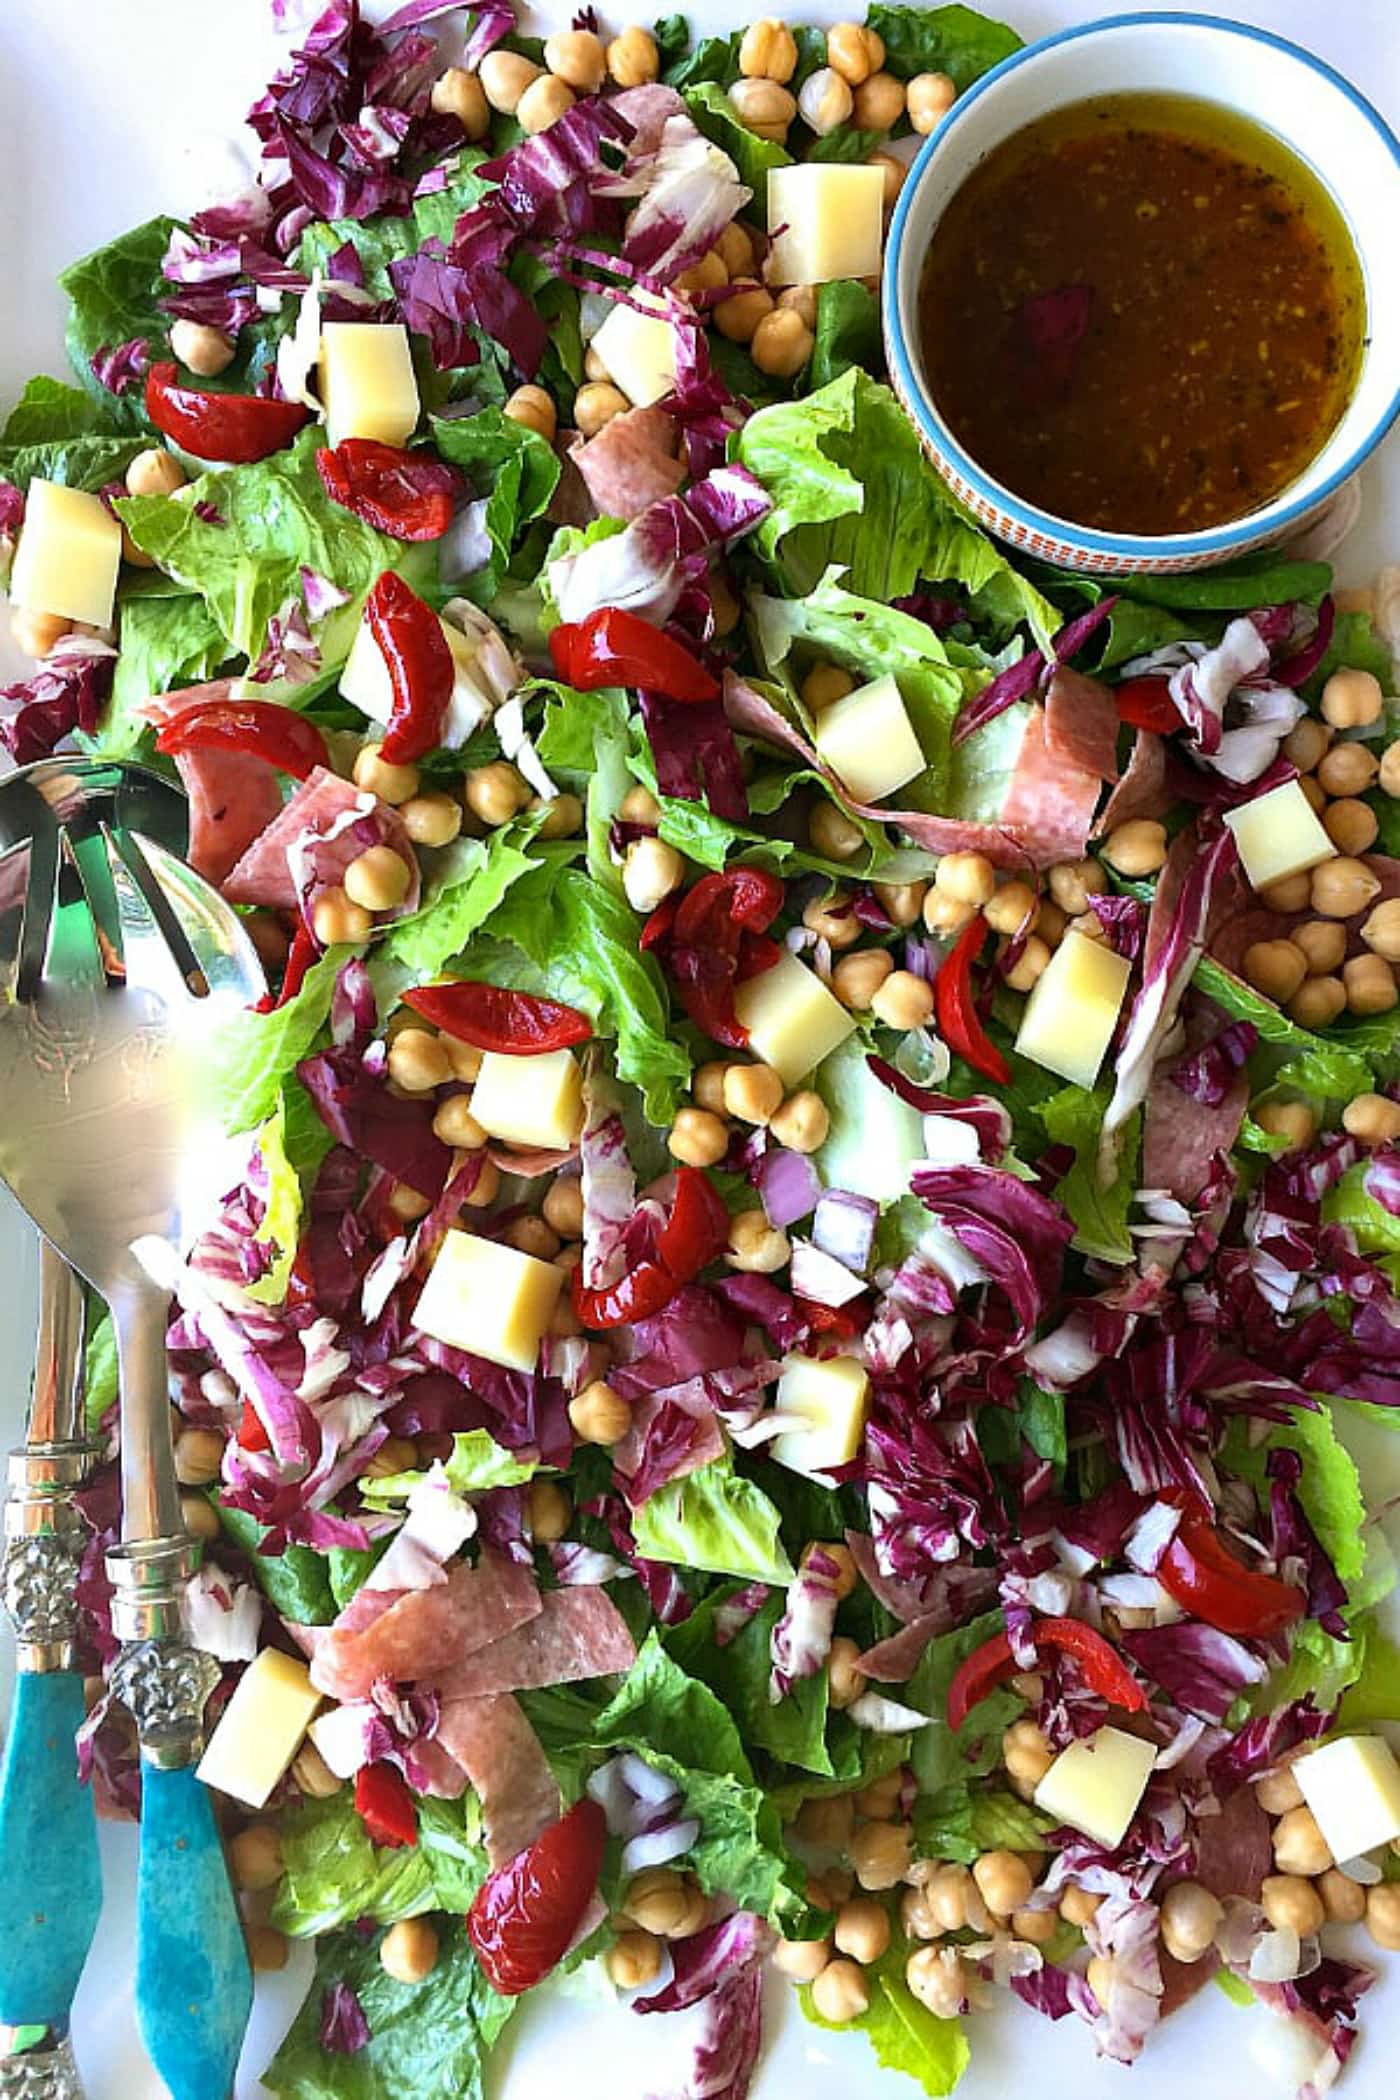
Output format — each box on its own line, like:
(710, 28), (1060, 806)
(0, 2030), (82, 2100)
(107, 1538), (219, 1768)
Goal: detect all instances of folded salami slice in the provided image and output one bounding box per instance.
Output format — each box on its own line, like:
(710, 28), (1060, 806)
(433, 1585), (637, 1699)
(435, 1692), (562, 1869)
(223, 763), (420, 915)
(1158, 1786), (1272, 2015)
(1044, 665), (1121, 782)
(138, 680), (283, 886)
(570, 408), (686, 524)
(309, 1550), (541, 1702)
(1098, 730), (1170, 835)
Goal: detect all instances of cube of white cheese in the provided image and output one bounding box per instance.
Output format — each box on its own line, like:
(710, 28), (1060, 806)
(320, 322), (420, 449)
(1292, 1733), (1400, 1864)
(1034, 1725), (1156, 1849)
(812, 673), (925, 806)
(196, 1648), (321, 1810)
(1224, 778), (1336, 893)
(340, 607), (494, 748)
(412, 1226), (564, 1372)
(766, 164), (886, 287)
(9, 479), (122, 628)
(469, 1046), (585, 1152)
(732, 950), (857, 1086)
(771, 1353), (870, 1478)
(1015, 929), (1132, 1088)
(589, 294), (678, 409)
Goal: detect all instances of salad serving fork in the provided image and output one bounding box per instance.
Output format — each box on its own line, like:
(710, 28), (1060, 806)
(0, 760), (265, 2100)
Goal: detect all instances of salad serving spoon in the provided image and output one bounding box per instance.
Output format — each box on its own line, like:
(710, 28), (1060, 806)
(0, 759), (264, 2100)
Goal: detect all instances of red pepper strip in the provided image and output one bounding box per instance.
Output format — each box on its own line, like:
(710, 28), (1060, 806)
(639, 896), (678, 953)
(573, 1165), (730, 1330)
(664, 868), (787, 1050)
(354, 1763), (419, 1850)
(674, 868), (784, 942)
(796, 1296), (869, 1342)
(156, 697), (329, 781)
(1114, 674), (1182, 735)
(1157, 1495), (1305, 1638)
(549, 607), (719, 703)
(365, 572), (455, 764)
(468, 1797), (607, 1996)
(934, 915), (1010, 1087)
(946, 1617), (1147, 1733)
(276, 923), (319, 1010)
(237, 1399), (270, 1453)
(144, 361), (309, 465)
(403, 981), (591, 1055)
(315, 439), (461, 542)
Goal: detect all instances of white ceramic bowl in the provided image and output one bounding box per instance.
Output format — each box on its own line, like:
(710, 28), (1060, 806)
(883, 11), (1400, 575)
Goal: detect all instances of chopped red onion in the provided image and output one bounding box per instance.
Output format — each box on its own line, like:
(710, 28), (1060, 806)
(789, 1238), (865, 1307)
(811, 1188), (878, 1273)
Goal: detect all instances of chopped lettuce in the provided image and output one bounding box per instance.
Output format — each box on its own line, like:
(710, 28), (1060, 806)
(244, 1095), (305, 1307)
(273, 1790), (489, 1938)
(809, 280), (882, 392)
(632, 1455), (795, 1583)
(98, 593), (227, 758)
(430, 407), (561, 602)
(916, 1784), (1052, 1863)
(83, 1307), (119, 1436)
(1035, 1083), (1140, 1266)
(362, 1429), (538, 1506)
(215, 1504), (338, 1626)
(534, 679), (632, 892)
(684, 82), (792, 212)
(802, 1947), (971, 2098)
(665, 1582), (835, 1775)
(374, 820), (549, 988)
(57, 217), (175, 433)
(298, 160), (493, 300)
(907, 1611), (1018, 1796)
(208, 946), (349, 1136)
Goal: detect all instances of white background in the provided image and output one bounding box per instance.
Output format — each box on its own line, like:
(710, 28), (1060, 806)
(1, 1), (1398, 2094)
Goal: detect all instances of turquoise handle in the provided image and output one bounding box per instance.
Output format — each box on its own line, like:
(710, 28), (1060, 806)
(0, 1670), (101, 2027)
(136, 1763), (252, 2100)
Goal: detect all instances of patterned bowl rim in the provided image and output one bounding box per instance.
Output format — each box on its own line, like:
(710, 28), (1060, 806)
(882, 9), (1400, 562)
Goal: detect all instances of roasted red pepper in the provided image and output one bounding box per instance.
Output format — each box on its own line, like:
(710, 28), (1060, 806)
(316, 439), (462, 542)
(276, 922), (319, 1008)
(144, 361), (310, 464)
(573, 1165), (730, 1330)
(403, 981), (592, 1055)
(156, 697), (329, 780)
(934, 915), (1010, 1086)
(1157, 1493), (1305, 1638)
(946, 1616), (1147, 1733)
(365, 572), (455, 764)
(660, 867), (785, 1049)
(549, 607), (720, 702)
(354, 1763), (419, 1849)
(467, 1797), (607, 1996)
(1113, 675), (1181, 735)
(237, 1399), (270, 1453)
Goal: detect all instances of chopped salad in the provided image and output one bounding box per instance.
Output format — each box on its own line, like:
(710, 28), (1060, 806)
(5, 2), (1400, 2097)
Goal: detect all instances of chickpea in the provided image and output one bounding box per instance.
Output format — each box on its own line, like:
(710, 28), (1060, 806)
(870, 970), (936, 1031)
(769, 1089), (829, 1153)
(1273, 1805), (1333, 1877)
(379, 1915), (439, 1984)
(1103, 818), (1168, 877)
(690, 1061), (731, 1115)
(1343, 1092), (1400, 1146)
(798, 66), (854, 137)
(504, 1215), (560, 1261)
(726, 1209), (792, 1275)
(170, 318), (235, 376)
(480, 49), (542, 114)
(905, 1946), (966, 2019)
(1004, 934), (1051, 993)
(981, 881), (1035, 936)
(1002, 1718), (1053, 1800)
(1319, 1867), (1368, 1925)
(795, 1790), (856, 1848)
(364, 1435), (420, 1479)
(9, 609), (72, 657)
(811, 1956), (869, 2023)
(399, 792), (463, 849)
(907, 70), (956, 134)
(1299, 775), (1327, 815)
(431, 1095), (488, 1149)
(1012, 1906), (1057, 1946)
(1048, 857), (1108, 916)
(353, 744), (420, 805)
(541, 1177), (584, 1238)
(827, 1636), (868, 1710)
(181, 1490), (220, 1541)
(125, 446), (186, 499)
(1260, 870), (1314, 912)
(810, 800), (865, 860)
(1242, 937), (1308, 1004)
(1366, 1884), (1400, 1951)
(1293, 918), (1347, 976)
(119, 520), (155, 570)
(972, 1850), (1034, 1918)
(740, 17), (798, 81)
(1317, 741), (1379, 798)
(773, 1936), (832, 1982)
(777, 284), (819, 333)
(388, 1182), (434, 1223)
(1283, 716), (1332, 772)
(867, 149), (906, 209)
(526, 1479), (571, 1544)
(714, 285), (776, 343)
(344, 844), (413, 913)
(724, 1061), (785, 1125)
(430, 65), (490, 138)
(606, 26), (660, 88)
(173, 1426), (224, 1487)
(1311, 856), (1381, 919)
(802, 663), (855, 712)
(871, 880), (926, 927)
(668, 1107), (729, 1167)
(1345, 953), (1398, 1014)
(803, 890), (861, 947)
(852, 71), (905, 130)
(727, 78), (796, 142)
(388, 1028), (453, 1093)
(574, 381), (630, 440)
(291, 1740), (341, 1799)
(832, 948), (895, 1009)
(465, 760), (530, 826)
(1321, 666), (1384, 730)
(1260, 1874), (1326, 1938)
(1380, 741), (1400, 797)
(247, 1926), (289, 1973)
(1254, 1765), (1305, 1815)
(901, 1883), (942, 1941)
(623, 1867), (696, 1936)
(854, 1770), (903, 1820)
(442, 1036), (483, 1083)
(606, 1927), (663, 1989)
(936, 851), (997, 907)
(1255, 1101), (1318, 1152)
(827, 21), (885, 84)
(518, 69), (575, 130)
(229, 1825), (283, 1892)
(544, 27), (605, 89)
(919, 1864), (977, 1935)
(1362, 896), (1400, 960)
(531, 791), (584, 840)
(623, 836), (685, 914)
(1158, 1880), (1223, 1963)
(1058, 1884), (1103, 1929)
(849, 1820), (911, 1890)
(1324, 797), (1379, 856)
(751, 306), (815, 379)
(1289, 976), (1346, 1028)
(503, 385), (556, 440)
(674, 249), (729, 297)
(834, 1895), (891, 1965)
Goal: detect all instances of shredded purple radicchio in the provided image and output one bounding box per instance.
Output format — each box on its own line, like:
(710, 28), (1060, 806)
(1170, 1020), (1258, 1108)
(953, 595), (1117, 746)
(0, 638), (116, 764)
(769, 1547), (841, 1701)
(320, 1981), (370, 2055)
(90, 337), (150, 395)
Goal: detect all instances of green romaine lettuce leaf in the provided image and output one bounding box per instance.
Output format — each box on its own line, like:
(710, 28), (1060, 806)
(98, 592), (227, 758)
(534, 679), (633, 892)
(802, 1946), (970, 2098)
(58, 217), (175, 433)
(1035, 1083), (1139, 1266)
(916, 1784), (1052, 1863)
(808, 280), (882, 392)
(241, 1096), (304, 1308)
(272, 1790), (489, 1939)
(84, 1308), (119, 1435)
(362, 1429), (539, 1506)
(297, 160), (493, 300)
(215, 1504), (337, 1626)
(2, 376), (98, 445)
(632, 1455), (795, 1583)
(1323, 1162), (1400, 1256)
(208, 945), (349, 1135)
(374, 820), (549, 989)
(683, 82), (792, 210)
(865, 1), (1021, 86)
(430, 407), (561, 602)
(907, 1611), (1019, 1796)
(664, 1582), (834, 1775)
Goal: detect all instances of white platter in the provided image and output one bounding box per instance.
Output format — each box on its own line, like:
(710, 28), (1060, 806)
(1, 2), (1398, 2094)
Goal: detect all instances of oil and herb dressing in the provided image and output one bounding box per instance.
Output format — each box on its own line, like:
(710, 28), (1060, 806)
(917, 92), (1367, 535)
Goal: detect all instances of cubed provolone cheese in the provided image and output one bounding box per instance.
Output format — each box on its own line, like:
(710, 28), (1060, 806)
(732, 950), (857, 1086)
(589, 294), (678, 408)
(1015, 929), (1132, 1088)
(1033, 1725), (1156, 1850)
(196, 1648), (321, 1809)
(1292, 1733), (1400, 1864)
(766, 164), (885, 286)
(771, 1352), (870, 1478)
(1224, 778), (1335, 893)
(811, 673), (925, 805)
(412, 1226), (564, 1372)
(340, 608), (494, 748)
(320, 322), (420, 449)
(469, 1046), (585, 1152)
(9, 479), (122, 628)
